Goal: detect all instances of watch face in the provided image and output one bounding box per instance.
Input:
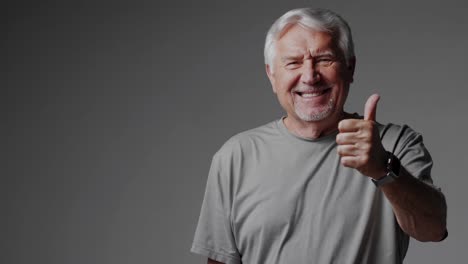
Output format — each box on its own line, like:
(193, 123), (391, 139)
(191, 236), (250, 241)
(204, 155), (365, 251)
(389, 154), (401, 176)
(373, 152), (400, 187)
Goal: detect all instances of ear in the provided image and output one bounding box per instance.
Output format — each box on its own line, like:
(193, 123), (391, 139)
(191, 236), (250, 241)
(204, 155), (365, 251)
(265, 64), (277, 93)
(346, 57), (356, 83)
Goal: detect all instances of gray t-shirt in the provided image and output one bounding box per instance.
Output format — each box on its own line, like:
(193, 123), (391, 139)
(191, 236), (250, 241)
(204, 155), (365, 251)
(191, 116), (433, 264)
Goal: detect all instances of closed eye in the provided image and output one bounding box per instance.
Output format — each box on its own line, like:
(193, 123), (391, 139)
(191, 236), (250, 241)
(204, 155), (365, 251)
(315, 56), (336, 66)
(285, 61), (302, 69)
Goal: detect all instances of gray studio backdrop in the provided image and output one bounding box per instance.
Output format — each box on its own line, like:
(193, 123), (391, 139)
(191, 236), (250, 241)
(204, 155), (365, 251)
(5, 0), (467, 263)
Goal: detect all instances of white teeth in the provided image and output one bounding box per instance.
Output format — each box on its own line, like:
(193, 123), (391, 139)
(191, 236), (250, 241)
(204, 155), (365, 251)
(301, 92), (322, 97)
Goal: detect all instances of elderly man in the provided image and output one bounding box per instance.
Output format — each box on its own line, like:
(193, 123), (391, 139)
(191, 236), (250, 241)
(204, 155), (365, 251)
(191, 8), (447, 264)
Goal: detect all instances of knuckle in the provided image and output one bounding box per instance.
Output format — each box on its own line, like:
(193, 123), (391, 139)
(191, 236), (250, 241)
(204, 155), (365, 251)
(338, 121), (346, 131)
(341, 158), (350, 167)
(359, 131), (368, 140)
(354, 142), (362, 150)
(363, 131), (373, 142)
(357, 141), (369, 150)
(336, 134), (342, 144)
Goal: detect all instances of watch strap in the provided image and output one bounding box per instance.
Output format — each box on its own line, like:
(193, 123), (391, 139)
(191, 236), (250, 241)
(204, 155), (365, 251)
(372, 152), (401, 187)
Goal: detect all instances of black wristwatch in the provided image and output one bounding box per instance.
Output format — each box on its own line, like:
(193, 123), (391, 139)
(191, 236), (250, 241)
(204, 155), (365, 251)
(372, 151), (401, 187)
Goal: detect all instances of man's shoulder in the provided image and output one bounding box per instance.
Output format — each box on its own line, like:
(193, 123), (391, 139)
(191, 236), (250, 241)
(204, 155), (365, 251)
(214, 118), (281, 157)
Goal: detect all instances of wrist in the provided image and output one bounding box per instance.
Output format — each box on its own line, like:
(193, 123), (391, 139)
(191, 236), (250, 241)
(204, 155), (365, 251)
(372, 151), (401, 187)
(368, 151), (391, 180)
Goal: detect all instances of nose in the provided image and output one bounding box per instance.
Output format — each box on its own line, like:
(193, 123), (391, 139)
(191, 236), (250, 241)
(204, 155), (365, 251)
(300, 59), (320, 85)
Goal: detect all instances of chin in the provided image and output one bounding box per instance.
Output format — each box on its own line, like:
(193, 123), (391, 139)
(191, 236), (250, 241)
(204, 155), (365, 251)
(295, 102), (335, 122)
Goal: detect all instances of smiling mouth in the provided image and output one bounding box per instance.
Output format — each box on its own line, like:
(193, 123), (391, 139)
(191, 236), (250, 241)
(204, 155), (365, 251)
(295, 88), (331, 98)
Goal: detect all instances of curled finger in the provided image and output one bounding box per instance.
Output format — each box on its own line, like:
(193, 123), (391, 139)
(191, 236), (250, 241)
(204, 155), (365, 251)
(337, 144), (358, 157)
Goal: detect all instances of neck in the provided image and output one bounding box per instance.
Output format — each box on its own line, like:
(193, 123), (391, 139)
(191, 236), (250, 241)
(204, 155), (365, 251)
(283, 111), (349, 139)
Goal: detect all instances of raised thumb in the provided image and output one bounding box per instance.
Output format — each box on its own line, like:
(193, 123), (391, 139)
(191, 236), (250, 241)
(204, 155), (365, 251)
(364, 94), (380, 121)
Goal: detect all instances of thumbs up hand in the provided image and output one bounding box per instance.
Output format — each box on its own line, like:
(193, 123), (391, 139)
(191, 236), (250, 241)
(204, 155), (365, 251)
(336, 94), (388, 179)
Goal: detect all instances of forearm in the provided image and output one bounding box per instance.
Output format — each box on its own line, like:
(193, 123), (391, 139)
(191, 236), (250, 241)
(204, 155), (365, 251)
(380, 166), (447, 242)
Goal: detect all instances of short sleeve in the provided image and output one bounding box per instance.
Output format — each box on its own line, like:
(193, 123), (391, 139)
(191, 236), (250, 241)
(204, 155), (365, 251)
(191, 151), (241, 264)
(384, 125), (435, 186)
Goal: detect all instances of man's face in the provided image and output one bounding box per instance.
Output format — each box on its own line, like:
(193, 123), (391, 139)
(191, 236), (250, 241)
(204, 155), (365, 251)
(266, 24), (355, 124)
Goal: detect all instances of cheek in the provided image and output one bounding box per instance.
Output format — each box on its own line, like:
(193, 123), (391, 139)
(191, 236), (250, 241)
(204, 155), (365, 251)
(277, 72), (300, 92)
(323, 69), (340, 82)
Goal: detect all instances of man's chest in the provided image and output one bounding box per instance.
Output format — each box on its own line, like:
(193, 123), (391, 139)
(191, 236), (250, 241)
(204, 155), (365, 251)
(230, 155), (381, 259)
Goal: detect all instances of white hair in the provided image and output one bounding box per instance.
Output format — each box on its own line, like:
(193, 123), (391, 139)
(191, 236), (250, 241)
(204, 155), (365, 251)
(264, 8), (355, 68)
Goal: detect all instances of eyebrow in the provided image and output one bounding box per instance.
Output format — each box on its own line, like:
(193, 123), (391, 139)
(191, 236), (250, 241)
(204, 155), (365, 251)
(312, 50), (335, 57)
(280, 50), (336, 61)
(280, 54), (302, 61)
